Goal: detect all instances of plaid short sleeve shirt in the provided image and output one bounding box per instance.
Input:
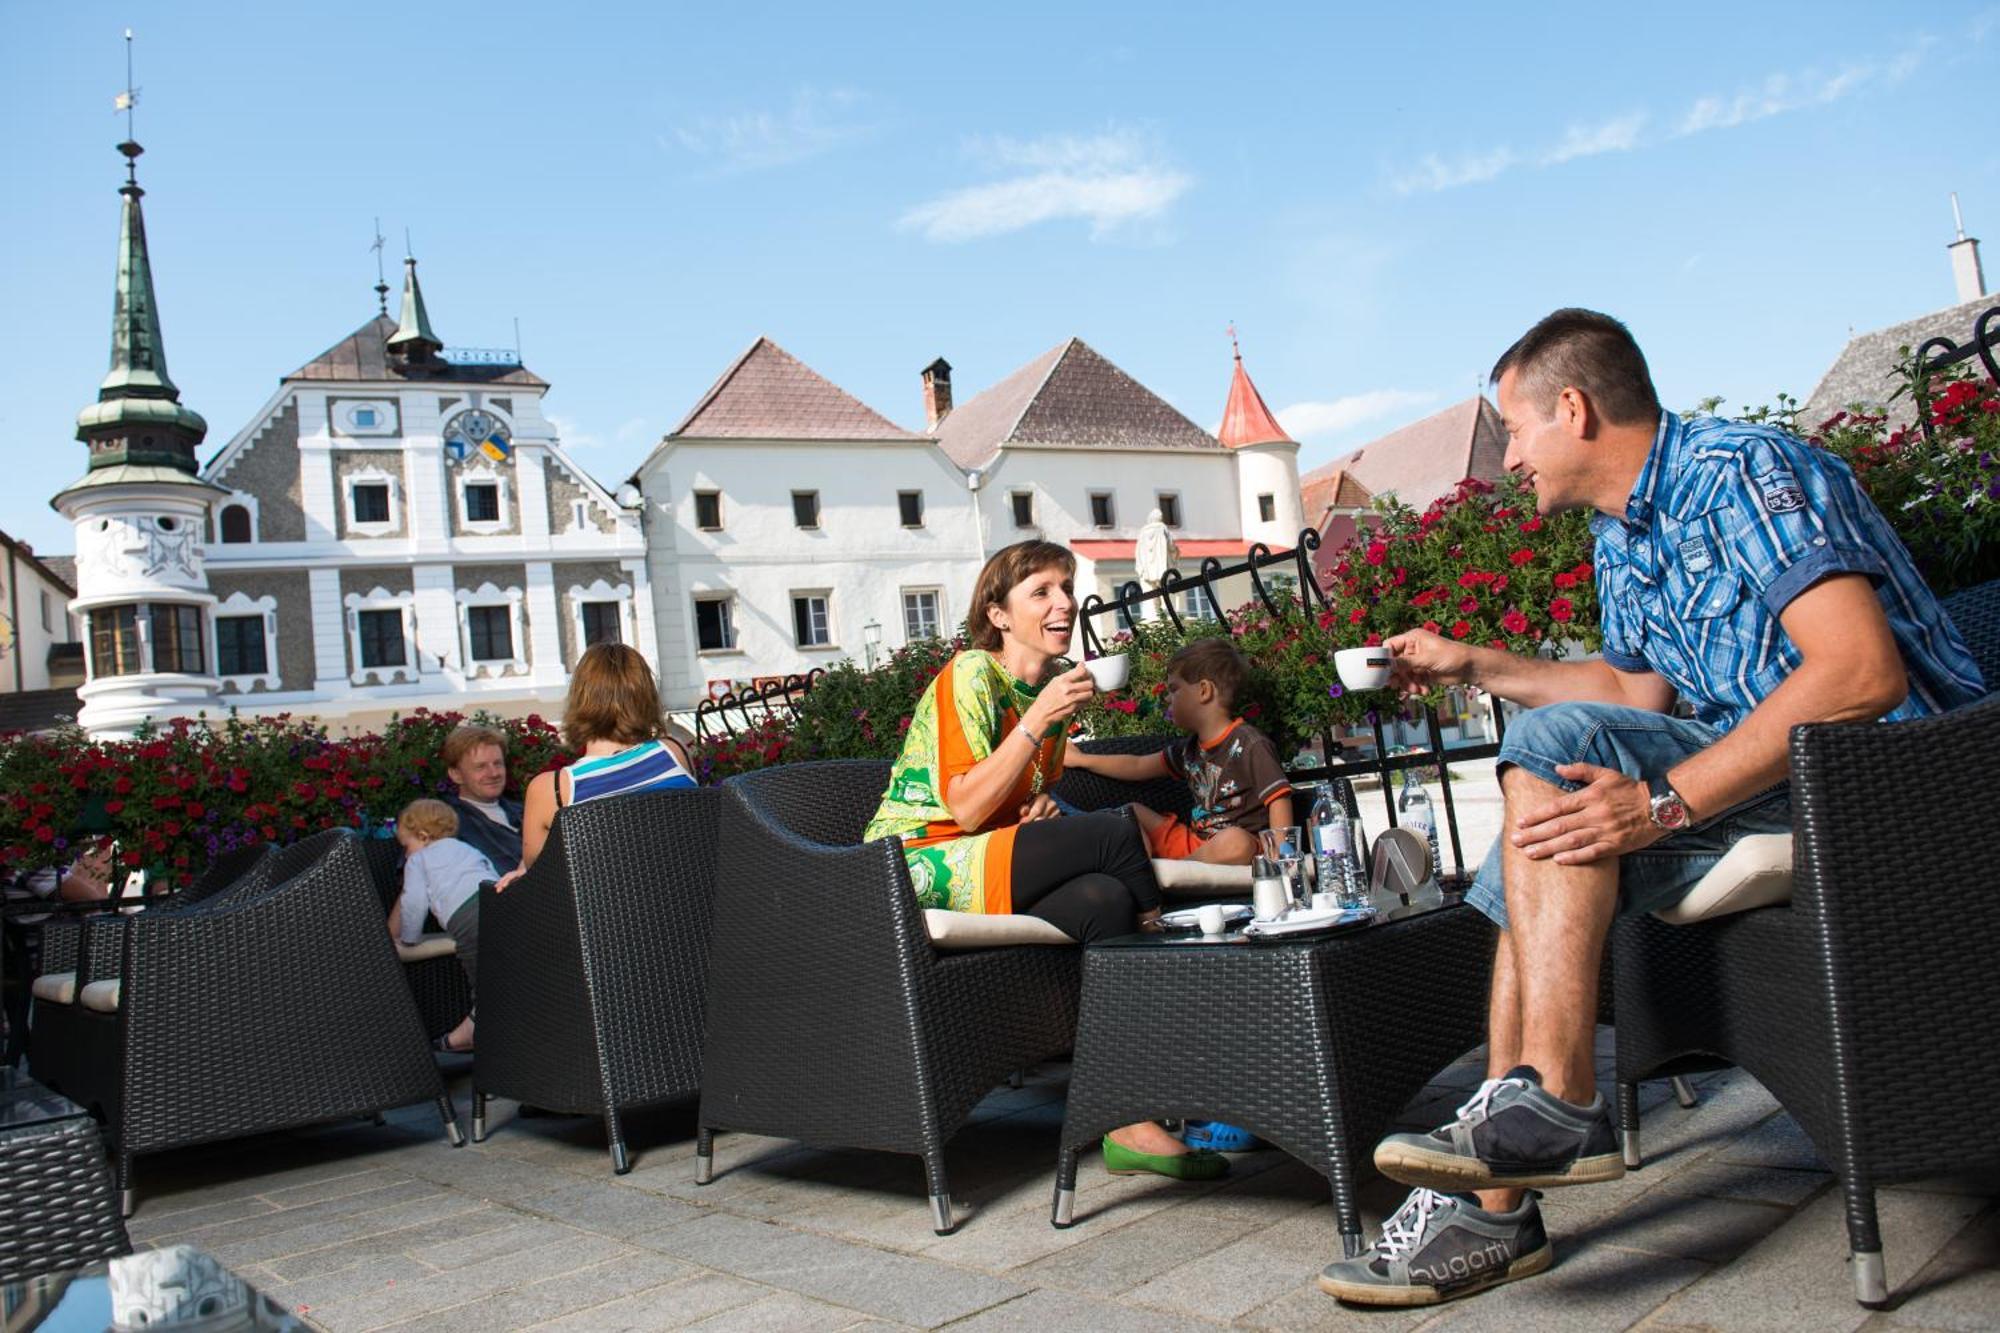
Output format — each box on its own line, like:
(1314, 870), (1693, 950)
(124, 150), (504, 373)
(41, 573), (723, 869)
(1591, 411), (1984, 732)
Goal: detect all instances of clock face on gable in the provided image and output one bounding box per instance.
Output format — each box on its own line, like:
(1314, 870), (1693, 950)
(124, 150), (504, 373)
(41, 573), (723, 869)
(443, 409), (513, 464)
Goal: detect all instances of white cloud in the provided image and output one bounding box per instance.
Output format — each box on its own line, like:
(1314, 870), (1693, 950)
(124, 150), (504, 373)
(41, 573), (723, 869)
(899, 129), (1191, 242)
(671, 88), (871, 172)
(550, 415), (655, 453)
(1275, 389), (1440, 441)
(547, 413), (600, 449)
(1390, 147), (1517, 195)
(1539, 113), (1647, 166)
(1674, 48), (1925, 138)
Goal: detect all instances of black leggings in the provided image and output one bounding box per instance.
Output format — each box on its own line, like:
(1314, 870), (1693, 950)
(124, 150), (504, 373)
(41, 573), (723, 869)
(1009, 811), (1162, 943)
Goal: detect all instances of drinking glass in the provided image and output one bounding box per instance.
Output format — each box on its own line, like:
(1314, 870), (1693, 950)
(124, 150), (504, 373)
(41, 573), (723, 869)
(1260, 825), (1306, 907)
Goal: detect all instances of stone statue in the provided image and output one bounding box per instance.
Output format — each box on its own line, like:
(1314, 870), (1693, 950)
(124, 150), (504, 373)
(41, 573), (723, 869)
(1134, 508), (1177, 589)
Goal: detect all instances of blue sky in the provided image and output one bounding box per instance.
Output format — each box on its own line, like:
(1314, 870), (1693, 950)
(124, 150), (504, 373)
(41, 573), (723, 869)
(4, 1), (1996, 555)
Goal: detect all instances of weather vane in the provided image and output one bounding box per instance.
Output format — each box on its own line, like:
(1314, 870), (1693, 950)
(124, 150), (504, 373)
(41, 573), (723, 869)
(371, 218), (389, 314)
(1228, 321), (1241, 358)
(113, 28), (142, 186)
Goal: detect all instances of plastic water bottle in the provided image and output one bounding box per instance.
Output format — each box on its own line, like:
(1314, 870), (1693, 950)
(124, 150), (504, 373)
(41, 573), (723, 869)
(1398, 768), (1445, 909)
(1309, 785), (1366, 910)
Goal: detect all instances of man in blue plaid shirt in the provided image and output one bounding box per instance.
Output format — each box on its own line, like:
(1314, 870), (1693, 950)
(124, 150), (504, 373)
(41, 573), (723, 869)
(1319, 309), (1985, 1308)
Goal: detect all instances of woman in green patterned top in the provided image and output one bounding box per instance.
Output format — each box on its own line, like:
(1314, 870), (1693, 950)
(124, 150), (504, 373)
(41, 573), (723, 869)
(864, 539), (1224, 1181)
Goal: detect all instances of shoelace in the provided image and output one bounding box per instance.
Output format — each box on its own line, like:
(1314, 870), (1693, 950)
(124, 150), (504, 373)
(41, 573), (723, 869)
(1454, 1074), (1531, 1124)
(1375, 1188), (1449, 1261)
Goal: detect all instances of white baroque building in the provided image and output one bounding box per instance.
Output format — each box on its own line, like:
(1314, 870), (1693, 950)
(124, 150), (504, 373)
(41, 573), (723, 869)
(53, 138), (651, 736)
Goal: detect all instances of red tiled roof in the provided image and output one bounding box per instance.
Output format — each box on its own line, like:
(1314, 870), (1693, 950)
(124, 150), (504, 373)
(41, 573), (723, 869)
(1070, 538), (1255, 561)
(669, 337), (923, 442)
(1217, 351), (1294, 449)
(1299, 466), (1372, 526)
(1301, 396), (1505, 515)
(935, 338), (1218, 470)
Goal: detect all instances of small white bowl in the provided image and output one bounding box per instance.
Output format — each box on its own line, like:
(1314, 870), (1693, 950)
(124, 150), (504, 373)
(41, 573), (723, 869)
(1082, 653), (1131, 690)
(1334, 646), (1393, 691)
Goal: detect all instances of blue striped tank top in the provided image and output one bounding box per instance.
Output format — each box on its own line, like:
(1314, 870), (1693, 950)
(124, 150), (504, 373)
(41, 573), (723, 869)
(562, 740), (697, 806)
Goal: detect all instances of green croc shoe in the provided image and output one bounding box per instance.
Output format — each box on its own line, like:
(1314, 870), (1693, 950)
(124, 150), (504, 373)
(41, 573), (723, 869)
(1101, 1135), (1228, 1180)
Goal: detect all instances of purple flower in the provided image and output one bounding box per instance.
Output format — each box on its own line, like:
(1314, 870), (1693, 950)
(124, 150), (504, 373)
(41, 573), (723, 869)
(1327, 684), (1344, 698)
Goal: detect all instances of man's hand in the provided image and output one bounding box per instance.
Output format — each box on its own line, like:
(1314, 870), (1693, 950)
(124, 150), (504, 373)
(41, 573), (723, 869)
(1383, 628), (1479, 699)
(493, 867), (526, 893)
(1512, 762), (1663, 865)
(1018, 793), (1062, 823)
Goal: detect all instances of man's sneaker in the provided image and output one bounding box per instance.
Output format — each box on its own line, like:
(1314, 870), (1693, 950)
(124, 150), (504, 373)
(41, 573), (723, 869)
(1373, 1066), (1624, 1191)
(1318, 1188), (1553, 1306)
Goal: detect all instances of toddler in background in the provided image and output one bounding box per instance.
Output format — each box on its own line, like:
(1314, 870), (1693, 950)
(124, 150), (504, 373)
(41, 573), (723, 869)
(390, 797), (491, 1054)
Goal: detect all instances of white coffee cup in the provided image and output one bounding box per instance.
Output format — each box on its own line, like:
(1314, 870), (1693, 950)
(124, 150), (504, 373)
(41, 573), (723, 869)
(1334, 646), (1393, 691)
(1082, 653), (1131, 691)
(1195, 903), (1227, 936)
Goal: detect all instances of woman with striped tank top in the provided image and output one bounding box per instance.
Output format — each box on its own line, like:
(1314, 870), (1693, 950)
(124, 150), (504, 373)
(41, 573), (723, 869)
(496, 643), (697, 889)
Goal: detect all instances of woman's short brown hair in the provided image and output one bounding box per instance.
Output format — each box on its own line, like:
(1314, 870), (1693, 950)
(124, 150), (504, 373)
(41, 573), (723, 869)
(440, 723), (507, 773)
(398, 798), (460, 842)
(562, 643), (665, 751)
(966, 540), (1077, 652)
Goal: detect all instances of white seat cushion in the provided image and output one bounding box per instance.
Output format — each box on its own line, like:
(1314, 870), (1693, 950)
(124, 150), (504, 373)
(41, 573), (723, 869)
(395, 933), (458, 962)
(1653, 834), (1793, 924)
(923, 909), (1075, 949)
(1151, 860), (1255, 893)
(79, 979), (121, 1013)
(30, 971), (77, 1005)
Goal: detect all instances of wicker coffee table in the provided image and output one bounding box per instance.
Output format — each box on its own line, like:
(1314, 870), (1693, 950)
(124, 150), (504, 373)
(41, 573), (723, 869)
(0, 1068), (130, 1284)
(1051, 900), (1495, 1257)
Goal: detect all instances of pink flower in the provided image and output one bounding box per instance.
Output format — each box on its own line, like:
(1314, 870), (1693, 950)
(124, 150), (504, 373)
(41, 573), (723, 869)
(1509, 548), (1535, 566)
(1450, 619), (1472, 639)
(1502, 609), (1529, 634)
(1550, 597), (1575, 623)
(1365, 541), (1389, 566)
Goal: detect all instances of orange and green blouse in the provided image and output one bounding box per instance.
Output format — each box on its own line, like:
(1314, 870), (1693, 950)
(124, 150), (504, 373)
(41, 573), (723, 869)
(863, 649), (1065, 914)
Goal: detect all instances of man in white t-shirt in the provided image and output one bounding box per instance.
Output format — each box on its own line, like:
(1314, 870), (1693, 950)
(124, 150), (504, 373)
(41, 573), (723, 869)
(439, 725), (524, 873)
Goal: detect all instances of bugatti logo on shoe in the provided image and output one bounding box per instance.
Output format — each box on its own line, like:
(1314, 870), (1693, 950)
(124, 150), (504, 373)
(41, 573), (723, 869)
(1757, 469), (1806, 514)
(1677, 534), (1714, 574)
(1412, 1239), (1509, 1286)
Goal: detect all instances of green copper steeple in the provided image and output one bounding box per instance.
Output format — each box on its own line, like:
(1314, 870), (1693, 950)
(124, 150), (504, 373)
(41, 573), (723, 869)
(71, 138), (209, 472)
(386, 254), (442, 361)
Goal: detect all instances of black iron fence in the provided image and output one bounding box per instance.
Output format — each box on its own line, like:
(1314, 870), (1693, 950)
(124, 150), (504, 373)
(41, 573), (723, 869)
(1075, 530), (1507, 886)
(692, 669), (825, 739)
(1911, 301), (2000, 443)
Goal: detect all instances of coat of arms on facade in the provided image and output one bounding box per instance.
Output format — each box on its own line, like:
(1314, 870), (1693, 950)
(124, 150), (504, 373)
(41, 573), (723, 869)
(443, 409), (513, 464)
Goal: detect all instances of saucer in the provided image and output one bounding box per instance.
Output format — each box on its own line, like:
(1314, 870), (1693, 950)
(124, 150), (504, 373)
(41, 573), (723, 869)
(1158, 904), (1254, 931)
(1240, 905), (1375, 940)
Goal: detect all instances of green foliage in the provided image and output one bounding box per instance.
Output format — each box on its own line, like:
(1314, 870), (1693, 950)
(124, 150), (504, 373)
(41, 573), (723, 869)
(0, 709), (568, 883)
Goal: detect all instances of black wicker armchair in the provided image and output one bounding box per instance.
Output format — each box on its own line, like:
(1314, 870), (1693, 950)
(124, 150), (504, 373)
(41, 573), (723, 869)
(1613, 577), (2000, 1307)
(697, 760), (1082, 1234)
(38, 831), (459, 1212)
(471, 787), (721, 1173)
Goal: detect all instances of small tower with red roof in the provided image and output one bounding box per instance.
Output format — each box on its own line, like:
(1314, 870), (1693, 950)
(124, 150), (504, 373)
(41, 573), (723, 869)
(1217, 328), (1305, 549)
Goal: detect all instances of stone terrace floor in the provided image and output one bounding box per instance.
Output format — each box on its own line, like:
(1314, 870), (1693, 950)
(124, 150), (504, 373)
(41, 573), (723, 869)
(122, 1034), (1999, 1332)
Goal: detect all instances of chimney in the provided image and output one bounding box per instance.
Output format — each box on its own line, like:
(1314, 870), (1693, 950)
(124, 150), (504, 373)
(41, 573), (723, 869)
(921, 357), (953, 430)
(1949, 193), (1987, 304)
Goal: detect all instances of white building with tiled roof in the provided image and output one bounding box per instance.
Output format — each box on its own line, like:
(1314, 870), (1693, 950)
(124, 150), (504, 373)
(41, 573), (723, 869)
(629, 337), (983, 705)
(630, 336), (1307, 705)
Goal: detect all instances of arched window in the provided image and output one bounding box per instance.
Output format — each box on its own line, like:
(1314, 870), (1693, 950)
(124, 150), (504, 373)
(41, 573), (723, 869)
(219, 504), (253, 544)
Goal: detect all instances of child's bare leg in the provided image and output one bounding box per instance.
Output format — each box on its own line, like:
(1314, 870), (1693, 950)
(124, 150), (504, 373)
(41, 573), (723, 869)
(1188, 826), (1257, 865)
(440, 1014), (474, 1052)
(1128, 803), (1164, 839)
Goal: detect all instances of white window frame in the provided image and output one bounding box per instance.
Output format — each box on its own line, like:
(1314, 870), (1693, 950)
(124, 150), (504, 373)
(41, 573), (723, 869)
(39, 588), (53, 634)
(342, 587), (418, 685)
(210, 590), (279, 691)
(1178, 582), (1214, 621)
(1089, 490), (1116, 530)
(570, 498), (591, 532)
(455, 459), (511, 535)
(1010, 490), (1036, 529)
(565, 577), (635, 660)
(1156, 491), (1182, 528)
(692, 592), (739, 654)
(336, 398), (398, 436)
(791, 589), (834, 649)
(344, 465), (402, 537)
(901, 586), (943, 643)
(215, 491), (260, 544)
(454, 582), (529, 678)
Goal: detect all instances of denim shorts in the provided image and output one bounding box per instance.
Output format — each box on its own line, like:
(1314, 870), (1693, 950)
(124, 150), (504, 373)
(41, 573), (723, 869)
(1465, 702), (1792, 932)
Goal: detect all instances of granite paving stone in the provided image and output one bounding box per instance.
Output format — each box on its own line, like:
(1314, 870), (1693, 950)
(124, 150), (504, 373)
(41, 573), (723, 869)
(678, 1290), (904, 1332)
(300, 1232), (634, 1330)
(369, 1253), (696, 1332)
(1419, 1238), (1711, 1332)
(528, 1271), (787, 1331)
(1860, 1203), (2000, 1332)
(941, 1287), (1224, 1332)
(639, 1212), (1025, 1327)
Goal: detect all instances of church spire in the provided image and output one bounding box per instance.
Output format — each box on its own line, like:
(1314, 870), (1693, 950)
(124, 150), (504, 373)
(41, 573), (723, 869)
(70, 134), (208, 473)
(386, 249), (442, 362)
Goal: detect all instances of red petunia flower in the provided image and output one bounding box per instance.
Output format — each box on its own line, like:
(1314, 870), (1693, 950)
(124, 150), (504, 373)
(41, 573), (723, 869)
(1502, 609), (1530, 634)
(1458, 596), (1480, 614)
(1450, 620), (1472, 639)
(1365, 541), (1389, 566)
(1509, 548), (1535, 566)
(1550, 597), (1575, 623)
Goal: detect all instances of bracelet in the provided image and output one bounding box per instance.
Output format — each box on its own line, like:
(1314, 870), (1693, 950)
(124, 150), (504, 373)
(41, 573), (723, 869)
(1017, 719), (1047, 746)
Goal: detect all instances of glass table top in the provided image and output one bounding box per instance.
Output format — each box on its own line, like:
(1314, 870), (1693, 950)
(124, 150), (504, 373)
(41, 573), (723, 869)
(1093, 893), (1468, 950)
(0, 1067), (89, 1132)
(1, 1246), (301, 1331)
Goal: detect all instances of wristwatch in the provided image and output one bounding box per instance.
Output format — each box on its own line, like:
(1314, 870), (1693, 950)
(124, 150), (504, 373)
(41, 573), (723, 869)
(1646, 775), (1693, 832)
